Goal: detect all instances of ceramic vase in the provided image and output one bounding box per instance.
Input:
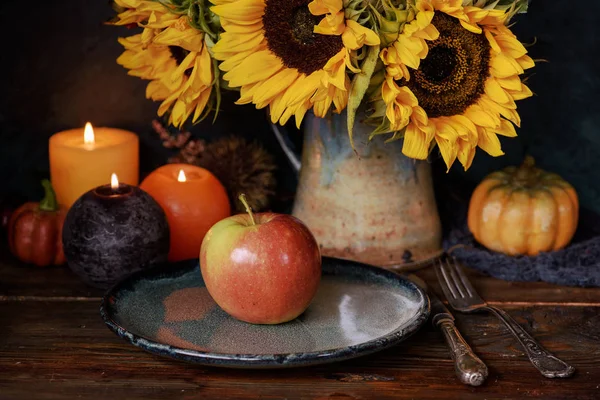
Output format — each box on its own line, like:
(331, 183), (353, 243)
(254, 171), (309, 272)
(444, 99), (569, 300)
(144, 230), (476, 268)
(274, 111), (442, 270)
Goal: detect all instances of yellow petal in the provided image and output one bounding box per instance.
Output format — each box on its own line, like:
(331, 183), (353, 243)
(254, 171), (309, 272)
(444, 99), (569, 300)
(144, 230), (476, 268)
(496, 119), (517, 137)
(477, 128), (504, 157)
(146, 80), (169, 101)
(413, 23), (439, 41)
(218, 49), (259, 71)
(252, 68), (299, 104)
(308, 0), (342, 15)
(516, 55), (535, 70)
(192, 89), (212, 122)
(402, 123), (431, 160)
(435, 135), (458, 171)
(170, 51), (196, 83)
(269, 93), (287, 124)
(464, 105), (499, 128)
(508, 83), (533, 101)
(345, 20), (380, 48)
(224, 50), (282, 87)
(485, 78), (511, 104)
(211, 0), (265, 22)
(457, 139), (476, 171)
(459, 20), (482, 34)
(314, 11), (345, 36)
(485, 30), (501, 53)
(198, 48), (213, 87)
(236, 82), (261, 105)
(496, 75), (522, 91)
(281, 72), (322, 106)
(295, 100), (312, 128)
(490, 53), (524, 78)
(495, 35), (527, 59)
(212, 31), (264, 53)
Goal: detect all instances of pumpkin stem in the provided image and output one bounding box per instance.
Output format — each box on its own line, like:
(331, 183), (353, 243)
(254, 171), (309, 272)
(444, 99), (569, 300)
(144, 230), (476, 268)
(515, 156), (536, 182)
(39, 180), (59, 212)
(522, 155), (536, 169)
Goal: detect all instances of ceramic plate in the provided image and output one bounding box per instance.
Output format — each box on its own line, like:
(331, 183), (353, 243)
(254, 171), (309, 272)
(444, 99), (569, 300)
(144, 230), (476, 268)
(101, 257), (430, 368)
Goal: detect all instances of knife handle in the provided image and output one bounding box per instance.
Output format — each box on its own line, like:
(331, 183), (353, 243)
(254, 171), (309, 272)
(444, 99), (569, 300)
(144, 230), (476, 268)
(438, 319), (488, 386)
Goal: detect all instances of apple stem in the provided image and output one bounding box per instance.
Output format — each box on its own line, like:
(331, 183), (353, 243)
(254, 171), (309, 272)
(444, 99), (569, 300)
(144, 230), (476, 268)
(239, 194), (256, 226)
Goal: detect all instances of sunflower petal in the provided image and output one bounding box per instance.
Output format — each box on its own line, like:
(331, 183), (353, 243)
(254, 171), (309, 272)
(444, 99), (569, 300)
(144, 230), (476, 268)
(464, 105), (499, 128)
(507, 83), (533, 101)
(516, 55), (535, 70)
(344, 20), (380, 48)
(485, 78), (511, 104)
(496, 119), (517, 137)
(211, 0), (265, 22)
(402, 123), (431, 160)
(477, 128), (505, 156)
(224, 50), (282, 87)
(436, 135), (458, 171)
(457, 139), (476, 171)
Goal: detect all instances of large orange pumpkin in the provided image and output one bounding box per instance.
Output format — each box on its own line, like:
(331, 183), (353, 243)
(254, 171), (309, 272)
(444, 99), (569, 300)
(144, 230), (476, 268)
(468, 157), (579, 256)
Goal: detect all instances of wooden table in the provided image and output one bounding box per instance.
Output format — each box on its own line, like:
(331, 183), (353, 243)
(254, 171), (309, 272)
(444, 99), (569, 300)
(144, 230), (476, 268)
(1, 244), (599, 400)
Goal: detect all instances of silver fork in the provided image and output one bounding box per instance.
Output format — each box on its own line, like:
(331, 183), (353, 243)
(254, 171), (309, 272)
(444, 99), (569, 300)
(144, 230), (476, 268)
(435, 256), (575, 378)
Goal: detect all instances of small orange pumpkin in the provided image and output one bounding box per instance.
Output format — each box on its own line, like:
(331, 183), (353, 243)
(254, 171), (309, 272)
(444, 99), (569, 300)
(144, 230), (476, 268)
(8, 180), (66, 266)
(468, 157), (579, 256)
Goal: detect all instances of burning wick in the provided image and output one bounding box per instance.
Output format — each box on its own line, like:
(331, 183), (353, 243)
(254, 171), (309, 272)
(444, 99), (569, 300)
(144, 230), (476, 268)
(111, 173), (119, 190)
(84, 122), (95, 145)
(177, 169), (187, 183)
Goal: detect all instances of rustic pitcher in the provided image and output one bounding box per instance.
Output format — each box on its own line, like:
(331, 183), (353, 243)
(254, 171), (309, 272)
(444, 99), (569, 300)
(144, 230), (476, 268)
(273, 111), (442, 270)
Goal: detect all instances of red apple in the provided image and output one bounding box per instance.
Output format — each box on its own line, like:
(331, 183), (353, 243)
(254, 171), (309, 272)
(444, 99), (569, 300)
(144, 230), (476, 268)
(200, 196), (321, 324)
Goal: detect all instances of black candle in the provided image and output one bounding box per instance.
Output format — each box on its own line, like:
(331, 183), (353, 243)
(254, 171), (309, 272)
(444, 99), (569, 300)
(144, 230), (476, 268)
(63, 174), (170, 289)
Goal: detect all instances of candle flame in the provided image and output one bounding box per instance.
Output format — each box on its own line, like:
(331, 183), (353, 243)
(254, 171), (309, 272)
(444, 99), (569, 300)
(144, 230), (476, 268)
(111, 173), (119, 189)
(177, 169), (187, 182)
(84, 122), (95, 144)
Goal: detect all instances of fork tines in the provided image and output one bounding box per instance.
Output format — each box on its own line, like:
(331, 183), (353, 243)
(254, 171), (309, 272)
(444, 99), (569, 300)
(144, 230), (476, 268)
(435, 256), (485, 309)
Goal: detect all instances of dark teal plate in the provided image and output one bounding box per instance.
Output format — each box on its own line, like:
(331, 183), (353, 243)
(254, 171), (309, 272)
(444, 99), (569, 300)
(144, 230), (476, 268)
(100, 257), (430, 368)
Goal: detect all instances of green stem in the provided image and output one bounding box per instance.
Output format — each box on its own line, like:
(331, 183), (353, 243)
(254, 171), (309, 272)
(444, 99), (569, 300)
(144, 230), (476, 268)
(515, 155), (535, 179)
(39, 180), (59, 212)
(238, 194), (256, 226)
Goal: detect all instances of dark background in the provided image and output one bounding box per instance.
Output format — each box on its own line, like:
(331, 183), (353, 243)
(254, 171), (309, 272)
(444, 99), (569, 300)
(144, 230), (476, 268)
(1, 1), (598, 213)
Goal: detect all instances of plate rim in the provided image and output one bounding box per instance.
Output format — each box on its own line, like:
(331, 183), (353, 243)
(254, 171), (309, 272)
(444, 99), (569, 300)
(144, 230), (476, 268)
(100, 257), (430, 369)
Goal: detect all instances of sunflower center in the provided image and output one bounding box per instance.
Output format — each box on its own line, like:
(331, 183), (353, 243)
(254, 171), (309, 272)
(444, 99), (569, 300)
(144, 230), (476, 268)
(291, 7), (319, 44)
(402, 13), (491, 118)
(263, 0), (343, 75)
(420, 46), (457, 82)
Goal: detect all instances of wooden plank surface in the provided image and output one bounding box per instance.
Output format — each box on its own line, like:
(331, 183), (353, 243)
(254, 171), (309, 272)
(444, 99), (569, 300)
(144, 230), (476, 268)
(0, 246), (102, 300)
(1, 245), (600, 399)
(1, 302), (599, 400)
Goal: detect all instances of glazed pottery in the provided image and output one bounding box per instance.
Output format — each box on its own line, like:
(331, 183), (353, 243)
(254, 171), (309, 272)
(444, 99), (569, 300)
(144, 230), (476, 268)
(101, 257), (430, 368)
(273, 112), (442, 270)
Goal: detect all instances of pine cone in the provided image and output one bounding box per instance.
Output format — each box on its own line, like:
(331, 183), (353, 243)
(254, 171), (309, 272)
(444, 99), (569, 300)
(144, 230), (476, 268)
(153, 121), (277, 212)
(195, 136), (277, 213)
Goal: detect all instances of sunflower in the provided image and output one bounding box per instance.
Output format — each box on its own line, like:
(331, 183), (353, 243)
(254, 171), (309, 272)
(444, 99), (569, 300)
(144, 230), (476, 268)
(211, 0), (379, 128)
(378, 0), (534, 170)
(111, 0), (170, 26)
(114, 5), (215, 128)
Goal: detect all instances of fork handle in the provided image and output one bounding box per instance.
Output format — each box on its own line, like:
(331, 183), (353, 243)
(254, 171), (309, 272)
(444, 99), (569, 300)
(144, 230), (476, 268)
(485, 306), (575, 378)
(438, 319), (488, 386)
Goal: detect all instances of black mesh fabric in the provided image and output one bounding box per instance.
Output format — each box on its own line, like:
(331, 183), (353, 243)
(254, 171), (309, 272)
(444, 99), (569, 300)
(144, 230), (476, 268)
(441, 185), (600, 288)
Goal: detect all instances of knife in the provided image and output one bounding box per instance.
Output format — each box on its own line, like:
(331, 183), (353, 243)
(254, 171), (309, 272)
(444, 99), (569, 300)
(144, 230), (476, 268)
(430, 292), (489, 386)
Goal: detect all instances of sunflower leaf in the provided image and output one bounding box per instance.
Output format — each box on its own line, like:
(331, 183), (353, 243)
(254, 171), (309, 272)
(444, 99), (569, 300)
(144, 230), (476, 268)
(347, 44), (380, 152)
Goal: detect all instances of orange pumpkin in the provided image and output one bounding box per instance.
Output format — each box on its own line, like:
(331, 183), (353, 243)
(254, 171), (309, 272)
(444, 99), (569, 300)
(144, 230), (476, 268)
(8, 180), (66, 266)
(468, 157), (579, 256)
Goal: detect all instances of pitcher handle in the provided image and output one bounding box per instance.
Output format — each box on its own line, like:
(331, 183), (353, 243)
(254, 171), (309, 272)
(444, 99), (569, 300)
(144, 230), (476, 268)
(270, 123), (301, 174)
